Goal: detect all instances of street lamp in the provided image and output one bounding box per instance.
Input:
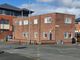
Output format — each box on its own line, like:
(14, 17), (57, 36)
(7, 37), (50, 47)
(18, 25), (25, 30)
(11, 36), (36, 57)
(27, 0), (31, 44)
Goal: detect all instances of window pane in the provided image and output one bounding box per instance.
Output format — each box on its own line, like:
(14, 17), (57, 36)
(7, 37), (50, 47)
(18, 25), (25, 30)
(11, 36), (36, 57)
(65, 17), (72, 24)
(64, 32), (68, 39)
(19, 21), (22, 25)
(1, 24), (9, 29)
(34, 19), (38, 24)
(68, 33), (72, 38)
(0, 20), (9, 24)
(43, 32), (47, 38)
(44, 17), (52, 23)
(34, 32), (38, 38)
(15, 21), (19, 25)
(22, 32), (29, 37)
(0, 10), (3, 14)
(4, 10), (11, 15)
(23, 20), (28, 25)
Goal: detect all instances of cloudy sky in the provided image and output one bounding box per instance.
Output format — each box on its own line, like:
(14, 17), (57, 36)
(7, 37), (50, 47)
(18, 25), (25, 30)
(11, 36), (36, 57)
(0, 0), (80, 18)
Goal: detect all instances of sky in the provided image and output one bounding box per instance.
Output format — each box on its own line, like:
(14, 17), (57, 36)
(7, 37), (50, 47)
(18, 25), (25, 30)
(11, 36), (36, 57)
(0, 0), (80, 18)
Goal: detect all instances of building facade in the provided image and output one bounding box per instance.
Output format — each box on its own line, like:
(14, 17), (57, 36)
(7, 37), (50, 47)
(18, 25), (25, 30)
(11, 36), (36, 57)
(13, 13), (75, 44)
(75, 19), (80, 43)
(0, 15), (13, 40)
(0, 3), (33, 40)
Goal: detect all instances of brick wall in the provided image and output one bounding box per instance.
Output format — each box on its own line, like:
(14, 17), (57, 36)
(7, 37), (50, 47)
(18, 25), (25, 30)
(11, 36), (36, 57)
(13, 13), (75, 44)
(0, 15), (13, 40)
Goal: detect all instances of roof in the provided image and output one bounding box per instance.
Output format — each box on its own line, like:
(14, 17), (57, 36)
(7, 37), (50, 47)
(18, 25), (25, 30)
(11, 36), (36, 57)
(21, 8), (33, 13)
(0, 3), (21, 11)
(76, 18), (80, 22)
(0, 3), (34, 13)
(31, 12), (75, 17)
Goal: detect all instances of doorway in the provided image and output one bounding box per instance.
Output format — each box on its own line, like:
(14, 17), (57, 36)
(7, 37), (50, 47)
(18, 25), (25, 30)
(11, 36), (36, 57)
(48, 33), (52, 40)
(75, 32), (80, 43)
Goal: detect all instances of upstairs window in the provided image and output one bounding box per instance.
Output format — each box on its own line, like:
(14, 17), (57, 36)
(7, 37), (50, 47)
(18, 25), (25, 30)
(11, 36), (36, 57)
(64, 17), (72, 24)
(23, 20), (28, 25)
(15, 21), (19, 25)
(0, 19), (10, 29)
(0, 10), (3, 14)
(34, 19), (38, 24)
(44, 17), (52, 23)
(1, 24), (9, 29)
(19, 21), (22, 25)
(0, 19), (9, 24)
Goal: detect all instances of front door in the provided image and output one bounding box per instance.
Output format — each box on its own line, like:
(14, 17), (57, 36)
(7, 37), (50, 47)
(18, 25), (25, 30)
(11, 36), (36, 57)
(48, 33), (52, 40)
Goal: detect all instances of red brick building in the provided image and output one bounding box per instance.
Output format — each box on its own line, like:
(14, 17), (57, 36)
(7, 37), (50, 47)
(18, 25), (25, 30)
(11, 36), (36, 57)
(13, 13), (75, 44)
(0, 3), (33, 41)
(0, 15), (13, 40)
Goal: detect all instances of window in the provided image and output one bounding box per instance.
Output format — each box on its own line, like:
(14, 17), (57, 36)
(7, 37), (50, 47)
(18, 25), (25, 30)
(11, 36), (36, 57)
(34, 32), (38, 38)
(65, 17), (72, 24)
(15, 21), (19, 25)
(22, 32), (29, 37)
(64, 32), (72, 39)
(43, 32), (47, 38)
(7, 35), (12, 39)
(75, 22), (78, 24)
(1, 24), (9, 29)
(0, 19), (9, 24)
(4, 10), (11, 15)
(0, 19), (9, 29)
(0, 10), (3, 14)
(34, 19), (38, 24)
(68, 33), (72, 38)
(44, 17), (52, 23)
(19, 21), (22, 25)
(64, 32), (68, 39)
(23, 20), (28, 25)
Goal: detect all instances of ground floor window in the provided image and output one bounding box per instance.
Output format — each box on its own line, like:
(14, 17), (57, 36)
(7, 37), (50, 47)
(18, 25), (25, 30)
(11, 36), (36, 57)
(42, 32), (52, 40)
(64, 32), (68, 39)
(68, 32), (72, 38)
(42, 32), (47, 38)
(34, 32), (38, 38)
(22, 32), (29, 38)
(64, 32), (72, 39)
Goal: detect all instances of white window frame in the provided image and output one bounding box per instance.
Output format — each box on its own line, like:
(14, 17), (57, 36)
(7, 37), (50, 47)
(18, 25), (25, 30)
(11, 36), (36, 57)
(43, 32), (47, 38)
(64, 32), (72, 39)
(22, 32), (29, 38)
(64, 17), (72, 24)
(15, 21), (19, 25)
(34, 32), (38, 38)
(19, 21), (22, 25)
(23, 20), (28, 25)
(34, 19), (38, 24)
(68, 32), (72, 38)
(44, 17), (52, 23)
(64, 32), (68, 39)
(1, 24), (10, 29)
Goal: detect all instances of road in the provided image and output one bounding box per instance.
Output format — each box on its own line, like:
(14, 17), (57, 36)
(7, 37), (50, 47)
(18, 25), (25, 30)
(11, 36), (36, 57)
(0, 52), (34, 60)
(2, 44), (80, 60)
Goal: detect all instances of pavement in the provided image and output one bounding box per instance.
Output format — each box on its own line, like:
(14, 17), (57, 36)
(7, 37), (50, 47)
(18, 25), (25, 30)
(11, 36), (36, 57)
(2, 44), (80, 60)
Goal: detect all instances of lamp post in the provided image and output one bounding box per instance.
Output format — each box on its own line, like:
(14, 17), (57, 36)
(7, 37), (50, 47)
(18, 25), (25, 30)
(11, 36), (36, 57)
(55, 25), (60, 44)
(27, 0), (31, 44)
